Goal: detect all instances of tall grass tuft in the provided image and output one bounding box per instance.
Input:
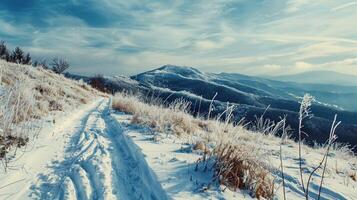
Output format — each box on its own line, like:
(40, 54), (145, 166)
(0, 75), (36, 170)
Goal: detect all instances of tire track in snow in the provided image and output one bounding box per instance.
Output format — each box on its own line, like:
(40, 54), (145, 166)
(31, 99), (167, 200)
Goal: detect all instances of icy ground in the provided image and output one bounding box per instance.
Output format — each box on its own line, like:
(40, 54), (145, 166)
(1, 98), (356, 200)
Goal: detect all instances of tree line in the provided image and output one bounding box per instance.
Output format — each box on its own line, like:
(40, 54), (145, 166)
(0, 40), (69, 74)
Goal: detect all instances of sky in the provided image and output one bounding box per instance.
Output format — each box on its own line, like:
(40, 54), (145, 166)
(1, 0), (357, 76)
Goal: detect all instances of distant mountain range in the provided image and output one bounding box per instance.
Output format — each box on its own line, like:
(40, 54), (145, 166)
(66, 65), (357, 151)
(268, 70), (357, 86)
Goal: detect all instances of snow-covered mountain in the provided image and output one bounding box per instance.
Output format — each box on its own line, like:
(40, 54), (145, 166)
(126, 65), (357, 149)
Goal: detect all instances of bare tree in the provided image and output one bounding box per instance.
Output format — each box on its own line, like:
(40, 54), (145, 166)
(51, 57), (69, 74)
(90, 74), (107, 92)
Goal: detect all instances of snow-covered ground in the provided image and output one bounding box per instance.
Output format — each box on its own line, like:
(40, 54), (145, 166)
(1, 97), (356, 199)
(1, 98), (167, 200)
(112, 113), (357, 200)
(112, 113), (250, 200)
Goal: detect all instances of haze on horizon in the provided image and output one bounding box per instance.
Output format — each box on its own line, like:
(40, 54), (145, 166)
(1, 0), (357, 76)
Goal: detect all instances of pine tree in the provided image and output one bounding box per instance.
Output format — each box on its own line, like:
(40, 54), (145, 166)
(22, 53), (32, 65)
(0, 41), (9, 61)
(11, 47), (25, 64)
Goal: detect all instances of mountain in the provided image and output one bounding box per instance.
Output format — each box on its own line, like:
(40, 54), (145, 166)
(67, 65), (357, 150)
(269, 70), (357, 86)
(130, 65), (357, 149)
(132, 65), (357, 112)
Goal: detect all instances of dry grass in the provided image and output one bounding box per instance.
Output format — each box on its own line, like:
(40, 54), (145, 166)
(112, 93), (201, 136)
(112, 92), (275, 198)
(0, 60), (101, 170)
(1, 60), (102, 118)
(112, 92), (357, 199)
(0, 72), (36, 165)
(211, 143), (274, 199)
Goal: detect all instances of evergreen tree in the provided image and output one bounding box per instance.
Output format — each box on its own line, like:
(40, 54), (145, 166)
(0, 41), (9, 61)
(22, 53), (32, 65)
(11, 47), (25, 64)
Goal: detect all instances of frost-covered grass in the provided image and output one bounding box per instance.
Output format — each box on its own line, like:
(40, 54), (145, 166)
(0, 60), (101, 170)
(112, 92), (275, 198)
(112, 92), (357, 199)
(112, 92), (201, 136)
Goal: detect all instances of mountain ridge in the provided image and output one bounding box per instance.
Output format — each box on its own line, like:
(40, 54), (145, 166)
(66, 65), (357, 150)
(268, 70), (357, 86)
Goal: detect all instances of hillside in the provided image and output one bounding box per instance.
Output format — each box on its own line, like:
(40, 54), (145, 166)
(126, 65), (357, 149)
(269, 70), (357, 86)
(0, 61), (356, 199)
(0, 60), (102, 168)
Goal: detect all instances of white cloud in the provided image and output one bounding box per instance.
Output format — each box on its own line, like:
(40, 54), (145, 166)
(331, 2), (357, 11)
(285, 0), (311, 13)
(195, 37), (235, 50)
(1, 0), (357, 76)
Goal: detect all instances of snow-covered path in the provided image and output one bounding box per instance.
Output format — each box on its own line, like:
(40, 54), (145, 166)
(28, 99), (167, 200)
(2, 97), (356, 200)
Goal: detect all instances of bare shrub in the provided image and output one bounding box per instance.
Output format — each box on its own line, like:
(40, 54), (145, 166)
(51, 57), (69, 74)
(90, 74), (108, 93)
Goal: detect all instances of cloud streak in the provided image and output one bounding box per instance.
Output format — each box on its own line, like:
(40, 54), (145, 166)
(0, 0), (356, 76)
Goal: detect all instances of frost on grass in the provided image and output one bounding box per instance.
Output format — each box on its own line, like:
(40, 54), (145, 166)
(112, 92), (275, 198)
(112, 92), (357, 199)
(0, 60), (101, 169)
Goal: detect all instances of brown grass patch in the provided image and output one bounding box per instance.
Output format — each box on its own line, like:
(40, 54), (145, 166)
(350, 171), (357, 182)
(198, 143), (274, 199)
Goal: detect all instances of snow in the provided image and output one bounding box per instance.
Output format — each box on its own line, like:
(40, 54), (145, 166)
(0, 99), (103, 199)
(0, 85), (4, 96)
(1, 98), (167, 200)
(112, 113), (250, 200)
(1, 97), (356, 200)
(111, 112), (357, 199)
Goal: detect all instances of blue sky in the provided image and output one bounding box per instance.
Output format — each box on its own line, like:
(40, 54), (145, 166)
(1, 0), (357, 76)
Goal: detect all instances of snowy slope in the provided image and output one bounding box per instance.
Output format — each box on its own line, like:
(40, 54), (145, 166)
(130, 65), (357, 151)
(112, 112), (357, 200)
(2, 96), (355, 199)
(1, 98), (168, 200)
